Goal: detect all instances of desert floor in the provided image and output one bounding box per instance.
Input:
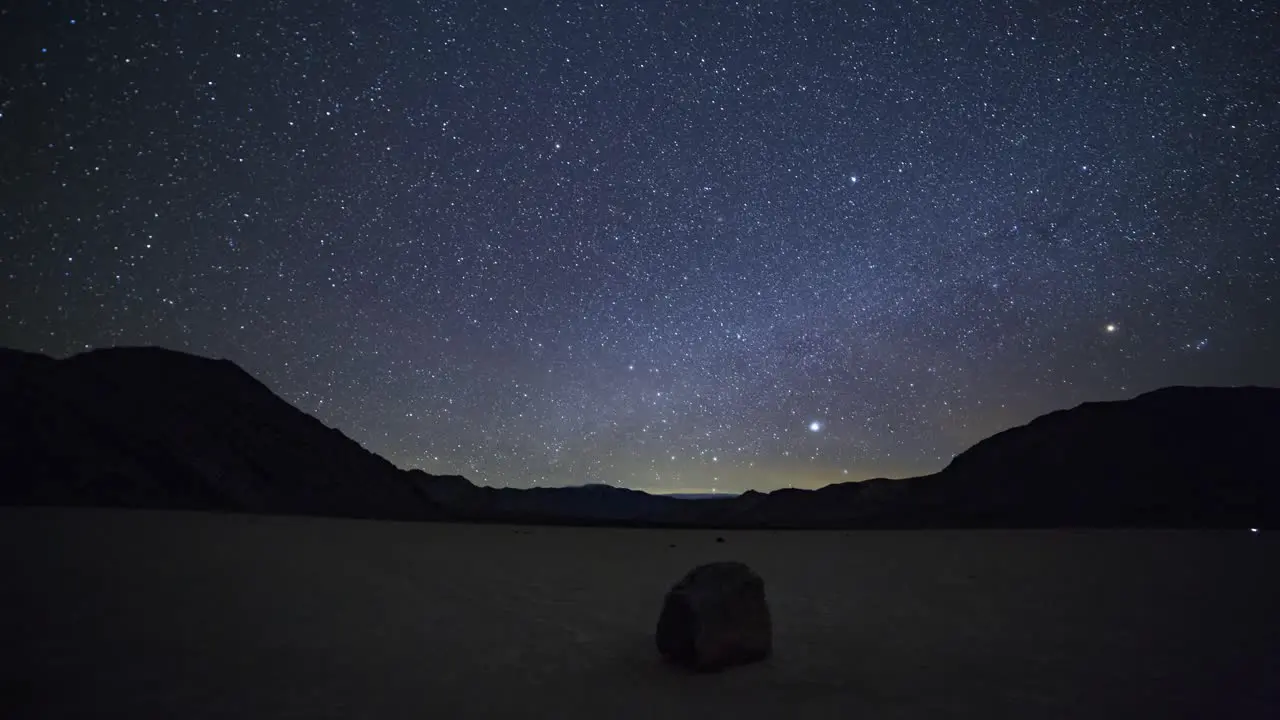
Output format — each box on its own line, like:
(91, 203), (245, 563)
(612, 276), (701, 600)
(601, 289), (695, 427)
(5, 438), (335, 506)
(2, 506), (1277, 719)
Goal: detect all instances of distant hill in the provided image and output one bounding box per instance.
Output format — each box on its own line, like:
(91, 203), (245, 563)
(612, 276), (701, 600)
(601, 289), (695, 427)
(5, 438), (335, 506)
(711, 386), (1280, 529)
(2, 346), (1277, 528)
(0, 347), (442, 521)
(661, 493), (741, 500)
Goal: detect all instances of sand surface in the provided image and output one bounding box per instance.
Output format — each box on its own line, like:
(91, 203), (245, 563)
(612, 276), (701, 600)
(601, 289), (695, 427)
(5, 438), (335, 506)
(2, 507), (1277, 718)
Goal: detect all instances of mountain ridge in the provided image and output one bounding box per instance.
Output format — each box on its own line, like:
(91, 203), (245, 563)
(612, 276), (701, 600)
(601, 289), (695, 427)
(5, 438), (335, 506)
(0, 346), (443, 521)
(2, 346), (1276, 528)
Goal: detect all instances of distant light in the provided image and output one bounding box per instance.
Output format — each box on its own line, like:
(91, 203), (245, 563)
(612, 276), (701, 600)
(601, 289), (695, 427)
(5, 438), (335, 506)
(849, 175), (858, 184)
(1251, 528), (1259, 533)
(808, 420), (822, 432)
(1104, 323), (1118, 333)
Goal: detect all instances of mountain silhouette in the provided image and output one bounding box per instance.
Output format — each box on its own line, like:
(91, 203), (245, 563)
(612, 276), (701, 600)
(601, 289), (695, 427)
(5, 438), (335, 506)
(0, 347), (441, 521)
(2, 346), (1276, 528)
(710, 386), (1279, 528)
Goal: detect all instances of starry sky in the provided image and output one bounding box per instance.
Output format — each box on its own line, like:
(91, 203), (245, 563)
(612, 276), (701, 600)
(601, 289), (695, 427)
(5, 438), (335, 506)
(2, 1), (1277, 494)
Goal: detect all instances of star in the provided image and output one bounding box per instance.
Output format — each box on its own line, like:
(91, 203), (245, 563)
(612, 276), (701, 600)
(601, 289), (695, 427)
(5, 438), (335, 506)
(2, 2), (1272, 494)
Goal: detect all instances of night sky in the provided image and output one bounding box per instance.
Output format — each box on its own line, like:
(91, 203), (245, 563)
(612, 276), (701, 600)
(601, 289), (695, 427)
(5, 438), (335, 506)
(2, 2), (1277, 493)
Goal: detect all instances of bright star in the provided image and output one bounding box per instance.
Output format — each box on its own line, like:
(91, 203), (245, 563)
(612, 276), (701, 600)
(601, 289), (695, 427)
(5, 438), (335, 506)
(1104, 323), (1118, 333)
(808, 420), (823, 432)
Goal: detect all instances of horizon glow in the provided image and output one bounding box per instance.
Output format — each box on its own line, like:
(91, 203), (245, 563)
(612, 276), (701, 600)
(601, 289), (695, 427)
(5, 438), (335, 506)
(1, 2), (1276, 492)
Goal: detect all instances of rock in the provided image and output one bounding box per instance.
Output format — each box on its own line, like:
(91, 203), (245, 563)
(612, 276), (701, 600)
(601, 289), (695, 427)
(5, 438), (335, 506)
(655, 561), (771, 671)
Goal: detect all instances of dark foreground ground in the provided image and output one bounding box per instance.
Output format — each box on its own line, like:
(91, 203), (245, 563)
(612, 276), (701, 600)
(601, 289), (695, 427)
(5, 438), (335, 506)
(2, 507), (1277, 719)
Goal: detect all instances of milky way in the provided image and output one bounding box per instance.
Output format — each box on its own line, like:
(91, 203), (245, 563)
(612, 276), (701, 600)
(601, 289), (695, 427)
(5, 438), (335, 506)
(2, 2), (1277, 492)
